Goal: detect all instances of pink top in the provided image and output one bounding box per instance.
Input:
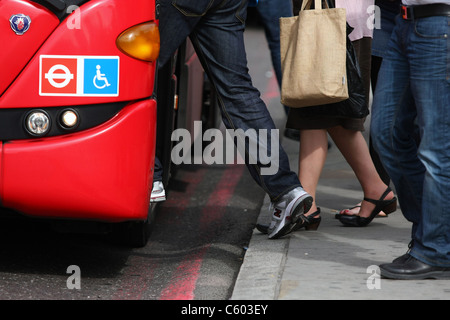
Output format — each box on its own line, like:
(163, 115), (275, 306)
(335, 0), (375, 41)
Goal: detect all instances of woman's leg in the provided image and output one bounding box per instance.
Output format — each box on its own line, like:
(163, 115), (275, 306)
(298, 129), (329, 215)
(327, 126), (394, 218)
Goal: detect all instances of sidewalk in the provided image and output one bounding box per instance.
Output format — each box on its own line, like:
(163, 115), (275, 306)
(231, 134), (450, 300)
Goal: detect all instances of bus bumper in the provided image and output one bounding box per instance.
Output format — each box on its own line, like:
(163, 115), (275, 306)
(0, 99), (156, 222)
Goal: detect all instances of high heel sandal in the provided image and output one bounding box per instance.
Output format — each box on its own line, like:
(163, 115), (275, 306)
(256, 208), (321, 234)
(293, 207), (321, 231)
(334, 205), (361, 219)
(338, 187), (397, 227)
(255, 223), (270, 234)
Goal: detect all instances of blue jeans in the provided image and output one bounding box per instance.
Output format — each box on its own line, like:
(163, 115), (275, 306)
(371, 15), (450, 267)
(256, 0), (292, 88)
(153, 156), (163, 182)
(371, 0), (400, 58)
(158, 0), (301, 201)
(256, 0), (292, 114)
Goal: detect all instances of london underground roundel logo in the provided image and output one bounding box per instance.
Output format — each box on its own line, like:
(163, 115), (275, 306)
(45, 64), (74, 88)
(40, 57), (78, 95)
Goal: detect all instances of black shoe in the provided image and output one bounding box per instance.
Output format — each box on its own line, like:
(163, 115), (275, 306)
(338, 187), (397, 227)
(391, 253), (411, 264)
(292, 207), (321, 231)
(256, 208), (321, 234)
(380, 255), (450, 280)
(255, 223), (269, 234)
(392, 240), (414, 263)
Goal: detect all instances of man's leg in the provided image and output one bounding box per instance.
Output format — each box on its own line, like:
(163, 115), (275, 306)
(189, 0), (302, 201)
(405, 15), (450, 268)
(370, 17), (423, 232)
(189, 0), (312, 238)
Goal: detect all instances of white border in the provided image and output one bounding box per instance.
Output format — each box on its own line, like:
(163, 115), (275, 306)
(39, 55), (120, 97)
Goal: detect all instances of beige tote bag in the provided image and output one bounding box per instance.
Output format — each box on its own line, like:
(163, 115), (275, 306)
(280, 0), (348, 108)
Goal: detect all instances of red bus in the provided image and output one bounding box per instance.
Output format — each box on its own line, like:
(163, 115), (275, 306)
(0, 0), (217, 246)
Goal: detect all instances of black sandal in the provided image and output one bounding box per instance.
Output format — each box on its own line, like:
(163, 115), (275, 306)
(334, 205), (361, 219)
(256, 208), (321, 234)
(293, 208), (321, 231)
(338, 188), (397, 227)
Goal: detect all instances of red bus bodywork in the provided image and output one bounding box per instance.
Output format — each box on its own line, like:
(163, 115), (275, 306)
(0, 0), (158, 223)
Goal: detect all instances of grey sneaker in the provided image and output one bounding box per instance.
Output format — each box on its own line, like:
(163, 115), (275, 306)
(267, 187), (313, 239)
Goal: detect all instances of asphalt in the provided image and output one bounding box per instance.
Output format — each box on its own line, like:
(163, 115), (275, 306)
(230, 131), (450, 300)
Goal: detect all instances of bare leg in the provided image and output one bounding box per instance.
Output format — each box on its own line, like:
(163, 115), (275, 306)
(298, 129), (329, 216)
(327, 125), (394, 218)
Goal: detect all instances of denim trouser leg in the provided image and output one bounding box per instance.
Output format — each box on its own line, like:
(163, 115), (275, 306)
(153, 156), (163, 182)
(371, 16), (450, 267)
(158, 0), (301, 201)
(256, 0), (292, 88)
(391, 88), (422, 239)
(371, 53), (423, 234)
(256, 0), (292, 115)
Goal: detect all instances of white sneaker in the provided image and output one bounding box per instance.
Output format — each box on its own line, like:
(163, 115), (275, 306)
(150, 181), (166, 202)
(267, 187), (313, 239)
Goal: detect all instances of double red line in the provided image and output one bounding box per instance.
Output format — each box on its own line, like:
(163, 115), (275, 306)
(113, 164), (245, 300)
(159, 164), (245, 300)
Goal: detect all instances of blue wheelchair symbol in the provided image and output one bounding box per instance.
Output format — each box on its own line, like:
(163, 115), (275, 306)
(93, 65), (111, 89)
(83, 58), (119, 95)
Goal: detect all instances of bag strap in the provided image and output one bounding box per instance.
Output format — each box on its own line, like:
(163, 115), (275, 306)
(300, 0), (330, 11)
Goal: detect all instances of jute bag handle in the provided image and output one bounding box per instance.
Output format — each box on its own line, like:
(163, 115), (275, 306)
(301, 0), (330, 11)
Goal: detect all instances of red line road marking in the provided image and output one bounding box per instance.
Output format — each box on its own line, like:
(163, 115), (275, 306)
(112, 167), (207, 300)
(159, 164), (245, 300)
(158, 245), (210, 300)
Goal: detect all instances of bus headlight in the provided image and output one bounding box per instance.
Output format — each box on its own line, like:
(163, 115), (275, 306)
(25, 110), (51, 136)
(60, 109), (79, 129)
